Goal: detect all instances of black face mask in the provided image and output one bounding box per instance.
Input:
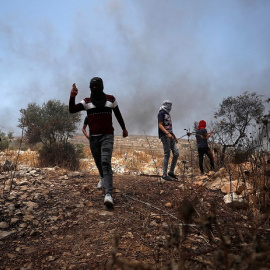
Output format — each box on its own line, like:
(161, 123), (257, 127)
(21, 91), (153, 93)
(90, 87), (107, 107)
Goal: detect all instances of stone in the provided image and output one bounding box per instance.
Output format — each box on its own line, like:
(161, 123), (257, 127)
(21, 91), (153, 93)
(0, 221), (9, 229)
(165, 202), (172, 208)
(7, 253), (16, 259)
(221, 180), (239, 194)
(84, 201), (93, 207)
(23, 214), (35, 222)
(24, 201), (39, 211)
(223, 192), (244, 204)
(24, 246), (38, 254)
(7, 203), (15, 212)
(193, 180), (203, 187)
(99, 210), (114, 216)
(207, 171), (215, 177)
(150, 220), (158, 227)
(18, 180), (29, 186)
(10, 218), (20, 224)
(199, 175), (208, 181)
(0, 230), (16, 240)
(205, 177), (226, 190)
(213, 167), (226, 179)
(19, 223), (28, 228)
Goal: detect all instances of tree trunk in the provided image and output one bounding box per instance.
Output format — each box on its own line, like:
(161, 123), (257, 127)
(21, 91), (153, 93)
(220, 145), (227, 165)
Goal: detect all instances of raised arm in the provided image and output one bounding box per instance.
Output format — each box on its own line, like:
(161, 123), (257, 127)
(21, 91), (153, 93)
(69, 83), (84, 113)
(206, 130), (213, 139)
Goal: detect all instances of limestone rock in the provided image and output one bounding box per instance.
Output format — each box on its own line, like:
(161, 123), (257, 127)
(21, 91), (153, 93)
(221, 180), (239, 194)
(0, 221), (9, 229)
(0, 230), (16, 240)
(165, 202), (172, 208)
(223, 192), (244, 204)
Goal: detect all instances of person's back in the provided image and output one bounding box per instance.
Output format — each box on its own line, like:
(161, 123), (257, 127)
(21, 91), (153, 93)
(196, 128), (208, 148)
(195, 120), (214, 174)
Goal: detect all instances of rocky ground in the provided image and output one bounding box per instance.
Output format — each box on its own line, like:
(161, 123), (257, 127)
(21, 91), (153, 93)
(1, 164), (270, 270)
(0, 135), (270, 269)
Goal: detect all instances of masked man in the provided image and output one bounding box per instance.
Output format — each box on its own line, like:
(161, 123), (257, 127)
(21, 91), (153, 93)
(158, 100), (179, 181)
(69, 77), (128, 207)
(196, 120), (214, 175)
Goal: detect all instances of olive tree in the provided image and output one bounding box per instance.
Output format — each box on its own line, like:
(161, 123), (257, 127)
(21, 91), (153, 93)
(258, 98), (270, 149)
(213, 92), (265, 163)
(19, 100), (81, 146)
(0, 131), (14, 151)
(19, 100), (81, 169)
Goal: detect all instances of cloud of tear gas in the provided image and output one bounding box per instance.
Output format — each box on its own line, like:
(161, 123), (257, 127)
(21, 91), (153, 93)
(0, 0), (270, 138)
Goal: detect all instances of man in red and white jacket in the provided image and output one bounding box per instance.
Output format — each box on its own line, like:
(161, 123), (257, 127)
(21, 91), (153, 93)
(69, 77), (128, 207)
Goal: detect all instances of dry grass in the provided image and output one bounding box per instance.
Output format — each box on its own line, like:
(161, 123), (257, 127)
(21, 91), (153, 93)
(1, 135), (270, 269)
(1, 135), (269, 207)
(0, 149), (39, 168)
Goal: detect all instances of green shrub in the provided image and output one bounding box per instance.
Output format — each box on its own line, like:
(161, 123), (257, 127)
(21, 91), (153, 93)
(39, 142), (80, 171)
(0, 137), (9, 151)
(75, 143), (86, 159)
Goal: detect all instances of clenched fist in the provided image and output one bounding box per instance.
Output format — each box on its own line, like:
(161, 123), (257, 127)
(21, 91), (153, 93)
(70, 83), (78, 97)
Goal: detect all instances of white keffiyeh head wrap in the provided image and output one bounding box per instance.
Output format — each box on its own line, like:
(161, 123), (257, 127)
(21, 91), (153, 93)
(159, 100), (172, 113)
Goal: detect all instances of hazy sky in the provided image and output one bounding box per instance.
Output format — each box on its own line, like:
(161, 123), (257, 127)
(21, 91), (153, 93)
(1, 0), (269, 137)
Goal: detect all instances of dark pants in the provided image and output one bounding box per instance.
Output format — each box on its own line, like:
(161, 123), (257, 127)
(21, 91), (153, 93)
(89, 134), (114, 194)
(198, 147), (214, 174)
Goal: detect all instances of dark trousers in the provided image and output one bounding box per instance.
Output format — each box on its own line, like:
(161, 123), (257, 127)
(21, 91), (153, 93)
(198, 147), (214, 174)
(89, 134), (114, 194)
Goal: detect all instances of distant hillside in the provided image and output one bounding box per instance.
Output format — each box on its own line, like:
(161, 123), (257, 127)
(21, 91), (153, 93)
(71, 134), (192, 156)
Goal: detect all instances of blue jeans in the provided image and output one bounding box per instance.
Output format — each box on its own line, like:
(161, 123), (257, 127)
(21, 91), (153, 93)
(89, 134), (114, 195)
(160, 135), (179, 176)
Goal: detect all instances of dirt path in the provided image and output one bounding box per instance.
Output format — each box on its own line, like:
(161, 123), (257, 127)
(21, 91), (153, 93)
(1, 169), (270, 269)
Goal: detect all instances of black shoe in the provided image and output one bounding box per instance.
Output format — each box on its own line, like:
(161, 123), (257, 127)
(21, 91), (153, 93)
(161, 175), (172, 181)
(168, 172), (178, 180)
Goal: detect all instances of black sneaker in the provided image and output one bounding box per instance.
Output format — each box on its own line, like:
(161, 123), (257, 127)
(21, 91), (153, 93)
(161, 175), (172, 181)
(168, 172), (178, 180)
